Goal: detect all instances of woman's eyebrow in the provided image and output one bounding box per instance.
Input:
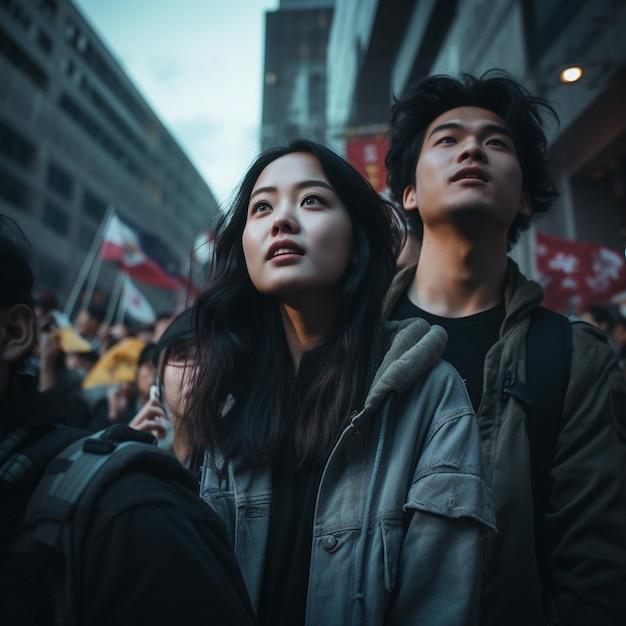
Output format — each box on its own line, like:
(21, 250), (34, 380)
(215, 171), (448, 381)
(250, 179), (334, 200)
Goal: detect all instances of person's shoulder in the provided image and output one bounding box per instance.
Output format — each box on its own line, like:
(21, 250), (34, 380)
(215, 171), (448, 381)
(89, 465), (220, 537)
(570, 317), (623, 371)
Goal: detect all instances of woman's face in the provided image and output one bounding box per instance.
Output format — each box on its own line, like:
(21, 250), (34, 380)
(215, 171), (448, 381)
(242, 152), (354, 301)
(160, 343), (196, 423)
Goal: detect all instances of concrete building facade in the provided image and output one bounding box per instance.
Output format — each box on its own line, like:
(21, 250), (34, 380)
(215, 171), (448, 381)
(0, 0), (220, 312)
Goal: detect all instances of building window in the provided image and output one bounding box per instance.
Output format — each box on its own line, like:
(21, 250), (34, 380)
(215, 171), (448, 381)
(82, 188), (107, 221)
(0, 120), (37, 170)
(42, 200), (69, 235)
(37, 29), (53, 54)
(47, 161), (73, 200)
(36, 254), (65, 293)
(0, 167), (32, 211)
(78, 223), (96, 250)
(33, 0), (58, 21)
(0, 25), (48, 90)
(58, 93), (145, 183)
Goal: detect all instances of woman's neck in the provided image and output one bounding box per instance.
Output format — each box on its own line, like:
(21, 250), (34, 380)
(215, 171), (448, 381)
(278, 298), (336, 369)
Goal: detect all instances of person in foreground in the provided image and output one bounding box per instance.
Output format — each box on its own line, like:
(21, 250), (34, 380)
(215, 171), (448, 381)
(186, 139), (495, 625)
(384, 71), (626, 625)
(0, 214), (256, 626)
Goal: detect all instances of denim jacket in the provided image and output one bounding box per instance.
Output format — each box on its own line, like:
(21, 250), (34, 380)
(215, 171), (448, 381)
(199, 318), (496, 625)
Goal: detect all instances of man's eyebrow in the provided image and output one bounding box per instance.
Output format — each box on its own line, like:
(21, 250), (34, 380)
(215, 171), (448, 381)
(428, 121), (514, 140)
(250, 179), (334, 200)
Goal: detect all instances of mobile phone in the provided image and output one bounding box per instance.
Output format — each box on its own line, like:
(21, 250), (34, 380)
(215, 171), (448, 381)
(149, 384), (159, 401)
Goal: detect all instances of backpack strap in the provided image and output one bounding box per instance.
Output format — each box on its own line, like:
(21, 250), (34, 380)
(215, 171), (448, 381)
(525, 306), (572, 506)
(525, 305), (572, 617)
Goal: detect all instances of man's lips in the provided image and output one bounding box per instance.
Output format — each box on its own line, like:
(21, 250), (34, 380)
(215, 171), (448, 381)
(451, 167), (488, 183)
(267, 241), (305, 259)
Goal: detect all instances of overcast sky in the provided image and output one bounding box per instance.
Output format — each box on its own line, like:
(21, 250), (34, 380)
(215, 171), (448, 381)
(73, 0), (278, 206)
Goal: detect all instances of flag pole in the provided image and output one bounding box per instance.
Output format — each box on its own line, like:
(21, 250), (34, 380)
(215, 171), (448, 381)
(105, 270), (125, 326)
(64, 205), (116, 318)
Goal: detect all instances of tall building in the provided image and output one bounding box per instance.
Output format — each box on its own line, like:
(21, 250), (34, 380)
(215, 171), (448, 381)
(261, 0), (335, 149)
(325, 0), (626, 280)
(0, 0), (220, 312)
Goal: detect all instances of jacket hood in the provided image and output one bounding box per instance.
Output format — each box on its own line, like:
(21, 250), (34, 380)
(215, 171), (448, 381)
(364, 317), (447, 413)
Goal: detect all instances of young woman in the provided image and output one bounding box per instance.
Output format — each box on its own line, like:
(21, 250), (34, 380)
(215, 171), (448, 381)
(187, 140), (495, 625)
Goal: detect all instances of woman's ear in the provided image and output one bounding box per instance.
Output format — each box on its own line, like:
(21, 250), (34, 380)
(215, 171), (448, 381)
(0, 304), (36, 365)
(402, 185), (418, 211)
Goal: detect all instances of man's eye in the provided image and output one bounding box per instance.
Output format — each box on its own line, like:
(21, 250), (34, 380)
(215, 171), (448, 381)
(487, 138), (509, 148)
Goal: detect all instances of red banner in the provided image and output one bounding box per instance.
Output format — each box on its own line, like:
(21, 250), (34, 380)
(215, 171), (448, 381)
(345, 136), (389, 194)
(535, 230), (626, 313)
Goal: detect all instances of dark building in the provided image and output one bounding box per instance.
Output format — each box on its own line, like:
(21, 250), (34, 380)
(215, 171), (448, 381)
(0, 0), (220, 312)
(261, 0), (335, 149)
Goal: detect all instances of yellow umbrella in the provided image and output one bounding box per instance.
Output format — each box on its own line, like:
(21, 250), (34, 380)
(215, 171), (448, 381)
(59, 326), (94, 353)
(81, 337), (146, 389)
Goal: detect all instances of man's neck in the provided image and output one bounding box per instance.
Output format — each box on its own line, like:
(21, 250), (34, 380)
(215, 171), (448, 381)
(409, 231), (508, 318)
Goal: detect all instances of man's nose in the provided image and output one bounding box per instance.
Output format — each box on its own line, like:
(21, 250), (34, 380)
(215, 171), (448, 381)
(458, 139), (486, 162)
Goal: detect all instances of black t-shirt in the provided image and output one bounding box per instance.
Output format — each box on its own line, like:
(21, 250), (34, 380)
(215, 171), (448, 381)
(257, 348), (328, 626)
(393, 293), (505, 411)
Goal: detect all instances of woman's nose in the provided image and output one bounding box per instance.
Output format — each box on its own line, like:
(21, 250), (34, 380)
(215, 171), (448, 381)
(271, 204), (299, 236)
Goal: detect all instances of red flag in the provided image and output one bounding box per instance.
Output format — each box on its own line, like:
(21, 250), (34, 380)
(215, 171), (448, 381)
(535, 231), (626, 313)
(99, 215), (179, 290)
(345, 136), (389, 194)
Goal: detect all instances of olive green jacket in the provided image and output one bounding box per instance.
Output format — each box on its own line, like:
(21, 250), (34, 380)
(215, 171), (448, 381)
(383, 259), (626, 626)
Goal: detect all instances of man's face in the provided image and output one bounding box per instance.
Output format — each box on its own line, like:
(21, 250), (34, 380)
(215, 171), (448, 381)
(403, 106), (530, 236)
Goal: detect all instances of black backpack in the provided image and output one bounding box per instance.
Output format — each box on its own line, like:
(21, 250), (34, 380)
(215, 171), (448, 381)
(3, 423), (197, 626)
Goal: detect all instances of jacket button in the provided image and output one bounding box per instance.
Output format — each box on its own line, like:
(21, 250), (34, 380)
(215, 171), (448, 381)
(321, 536), (338, 552)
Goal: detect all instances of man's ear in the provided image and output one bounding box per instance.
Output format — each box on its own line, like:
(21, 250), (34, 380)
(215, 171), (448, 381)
(0, 304), (36, 364)
(519, 191), (532, 218)
(402, 185), (418, 211)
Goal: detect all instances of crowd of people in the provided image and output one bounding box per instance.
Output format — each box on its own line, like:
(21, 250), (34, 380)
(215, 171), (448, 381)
(2, 69), (625, 625)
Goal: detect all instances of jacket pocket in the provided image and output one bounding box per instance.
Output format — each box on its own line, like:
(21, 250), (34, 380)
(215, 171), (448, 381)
(379, 517), (405, 592)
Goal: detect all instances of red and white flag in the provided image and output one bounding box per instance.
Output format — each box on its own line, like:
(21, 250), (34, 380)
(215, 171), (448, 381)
(535, 231), (626, 313)
(120, 275), (156, 324)
(100, 214), (179, 290)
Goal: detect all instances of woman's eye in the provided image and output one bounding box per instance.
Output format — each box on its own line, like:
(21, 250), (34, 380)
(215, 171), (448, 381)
(302, 195), (324, 206)
(436, 136), (456, 145)
(250, 201), (271, 214)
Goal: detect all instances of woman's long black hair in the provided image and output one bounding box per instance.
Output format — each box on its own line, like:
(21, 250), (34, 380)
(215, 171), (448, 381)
(186, 139), (402, 468)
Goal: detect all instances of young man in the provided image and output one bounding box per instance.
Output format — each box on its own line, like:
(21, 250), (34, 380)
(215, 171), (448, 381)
(384, 72), (626, 626)
(0, 215), (256, 625)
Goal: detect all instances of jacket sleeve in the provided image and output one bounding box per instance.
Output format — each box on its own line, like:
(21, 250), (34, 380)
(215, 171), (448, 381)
(388, 511), (484, 626)
(546, 322), (626, 625)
